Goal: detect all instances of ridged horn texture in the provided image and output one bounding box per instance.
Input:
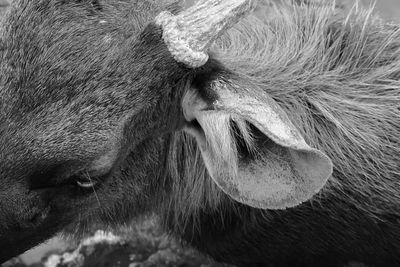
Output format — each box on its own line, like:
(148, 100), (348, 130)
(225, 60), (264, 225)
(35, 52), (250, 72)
(155, 0), (255, 68)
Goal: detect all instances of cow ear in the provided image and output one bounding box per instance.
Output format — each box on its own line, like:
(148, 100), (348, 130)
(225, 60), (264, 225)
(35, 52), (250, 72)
(182, 74), (333, 210)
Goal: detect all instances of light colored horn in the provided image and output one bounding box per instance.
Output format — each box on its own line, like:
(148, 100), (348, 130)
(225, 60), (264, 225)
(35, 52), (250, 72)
(155, 0), (254, 68)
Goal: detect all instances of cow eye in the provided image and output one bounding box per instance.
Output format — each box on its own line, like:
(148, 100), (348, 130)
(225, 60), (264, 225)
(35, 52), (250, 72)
(29, 165), (110, 191)
(71, 171), (97, 189)
(70, 170), (110, 189)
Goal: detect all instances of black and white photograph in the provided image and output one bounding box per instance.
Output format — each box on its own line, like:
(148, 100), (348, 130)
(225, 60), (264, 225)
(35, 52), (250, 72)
(0, 0), (399, 266)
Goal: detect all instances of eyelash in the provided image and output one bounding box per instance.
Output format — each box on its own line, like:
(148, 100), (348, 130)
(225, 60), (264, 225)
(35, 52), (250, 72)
(71, 169), (111, 189)
(71, 170), (98, 188)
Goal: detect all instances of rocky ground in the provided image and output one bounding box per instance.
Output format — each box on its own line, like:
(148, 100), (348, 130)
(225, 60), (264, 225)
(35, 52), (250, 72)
(3, 217), (233, 267)
(1, 216), (369, 267)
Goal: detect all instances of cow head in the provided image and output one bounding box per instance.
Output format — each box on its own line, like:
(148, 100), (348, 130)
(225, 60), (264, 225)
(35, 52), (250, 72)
(0, 0), (332, 260)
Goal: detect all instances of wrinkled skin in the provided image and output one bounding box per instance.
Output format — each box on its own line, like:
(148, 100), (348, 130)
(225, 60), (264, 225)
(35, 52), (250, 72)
(1, 1), (400, 267)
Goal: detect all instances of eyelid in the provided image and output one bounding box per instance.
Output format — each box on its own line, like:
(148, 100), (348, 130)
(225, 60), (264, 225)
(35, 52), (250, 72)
(75, 169), (106, 179)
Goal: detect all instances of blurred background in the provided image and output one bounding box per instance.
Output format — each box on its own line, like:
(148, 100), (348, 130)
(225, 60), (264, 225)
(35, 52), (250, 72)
(345, 0), (400, 22)
(0, 0), (399, 266)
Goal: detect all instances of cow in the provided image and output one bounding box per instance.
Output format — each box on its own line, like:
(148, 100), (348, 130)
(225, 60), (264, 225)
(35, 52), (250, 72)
(0, 0), (399, 266)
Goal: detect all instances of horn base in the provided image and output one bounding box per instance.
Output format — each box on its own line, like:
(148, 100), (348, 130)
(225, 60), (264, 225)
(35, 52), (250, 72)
(155, 0), (254, 68)
(156, 11), (209, 69)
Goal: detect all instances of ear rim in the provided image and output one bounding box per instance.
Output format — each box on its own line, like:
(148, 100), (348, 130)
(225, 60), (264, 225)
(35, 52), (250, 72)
(186, 111), (333, 210)
(233, 147), (333, 210)
(181, 83), (333, 210)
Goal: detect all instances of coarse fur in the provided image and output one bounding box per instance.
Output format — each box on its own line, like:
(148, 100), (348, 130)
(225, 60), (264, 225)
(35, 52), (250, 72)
(161, 2), (400, 266)
(0, 0), (190, 259)
(165, 0), (400, 226)
(0, 0), (399, 266)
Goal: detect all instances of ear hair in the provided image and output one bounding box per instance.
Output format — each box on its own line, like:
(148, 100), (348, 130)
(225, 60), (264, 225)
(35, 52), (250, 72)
(196, 109), (262, 184)
(164, 112), (258, 230)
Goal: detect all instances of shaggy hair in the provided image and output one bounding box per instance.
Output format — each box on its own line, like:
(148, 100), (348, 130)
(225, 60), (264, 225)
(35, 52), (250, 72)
(1, 0), (399, 264)
(164, 1), (400, 231)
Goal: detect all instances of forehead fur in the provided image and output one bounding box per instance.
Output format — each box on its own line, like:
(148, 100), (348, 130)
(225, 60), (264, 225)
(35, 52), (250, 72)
(0, 0), (182, 118)
(0, 0), (184, 169)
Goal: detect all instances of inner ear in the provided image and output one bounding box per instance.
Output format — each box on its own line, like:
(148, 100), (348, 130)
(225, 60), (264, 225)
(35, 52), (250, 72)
(181, 82), (333, 210)
(232, 120), (270, 162)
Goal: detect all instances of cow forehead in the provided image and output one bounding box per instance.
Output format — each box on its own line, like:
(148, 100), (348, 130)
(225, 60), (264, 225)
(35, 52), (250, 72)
(0, 1), (155, 118)
(0, 0), (182, 151)
(0, 0), (182, 99)
(0, 0), (183, 116)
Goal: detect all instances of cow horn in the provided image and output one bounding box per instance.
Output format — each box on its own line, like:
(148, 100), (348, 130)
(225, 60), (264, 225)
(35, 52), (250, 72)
(155, 0), (255, 68)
